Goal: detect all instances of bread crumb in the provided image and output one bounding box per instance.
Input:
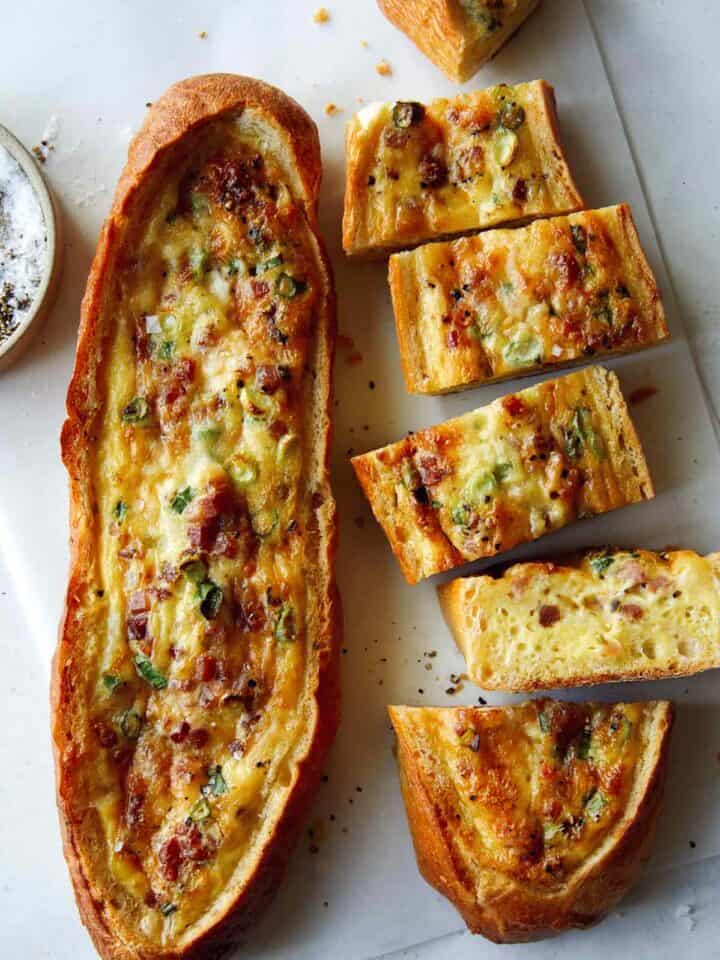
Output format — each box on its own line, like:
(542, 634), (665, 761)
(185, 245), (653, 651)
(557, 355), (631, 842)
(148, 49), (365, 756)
(376, 60), (392, 77)
(313, 7), (330, 23)
(360, 40), (369, 48)
(324, 103), (342, 117)
(198, 30), (208, 39)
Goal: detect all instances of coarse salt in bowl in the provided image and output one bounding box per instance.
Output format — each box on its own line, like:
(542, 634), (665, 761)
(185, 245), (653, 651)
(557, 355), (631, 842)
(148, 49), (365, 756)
(0, 123), (61, 369)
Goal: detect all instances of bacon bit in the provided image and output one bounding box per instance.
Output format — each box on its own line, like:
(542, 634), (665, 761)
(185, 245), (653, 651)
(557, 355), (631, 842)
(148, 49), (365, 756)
(126, 791), (145, 828)
(95, 722), (118, 748)
(376, 60), (392, 77)
(118, 543), (140, 560)
(446, 328), (460, 349)
(158, 836), (182, 881)
(256, 364), (290, 394)
(628, 385), (659, 406)
(127, 614), (148, 641)
(198, 30), (208, 39)
(251, 279), (270, 299)
(418, 154), (448, 189)
(550, 251), (580, 289)
(201, 154), (264, 213)
(620, 603), (644, 621)
(503, 394), (527, 417)
(646, 576), (671, 593)
(230, 739), (246, 758)
(324, 103), (341, 117)
(188, 728), (209, 747)
(313, 7), (330, 23)
(128, 590), (150, 614)
(417, 454), (447, 487)
(513, 178), (528, 203)
(539, 604), (561, 627)
(384, 127), (410, 149)
(236, 600), (266, 633)
(160, 562), (179, 583)
(170, 721), (190, 744)
(195, 655), (217, 682)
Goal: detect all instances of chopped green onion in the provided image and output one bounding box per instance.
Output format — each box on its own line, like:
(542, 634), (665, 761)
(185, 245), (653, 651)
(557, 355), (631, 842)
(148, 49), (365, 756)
(170, 486), (194, 514)
(181, 559), (208, 584)
(159, 903), (177, 917)
(585, 790), (607, 822)
(203, 765), (228, 797)
(102, 674), (124, 693)
(255, 254), (283, 275)
(251, 508), (279, 539)
(275, 273), (306, 299)
(589, 552), (615, 577)
(227, 454), (259, 488)
(158, 340), (175, 360)
(188, 797), (212, 823)
(134, 655), (168, 690)
(538, 710), (551, 734)
(121, 396), (149, 424)
(498, 102), (525, 130)
(120, 709), (143, 740)
(113, 501), (128, 523)
(189, 247), (210, 278)
(392, 101), (424, 128)
(198, 581), (223, 620)
(275, 604), (296, 644)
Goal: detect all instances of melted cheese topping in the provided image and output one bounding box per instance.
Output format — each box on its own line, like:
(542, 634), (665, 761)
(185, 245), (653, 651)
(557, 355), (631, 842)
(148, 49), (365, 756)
(445, 549), (720, 689)
(352, 366), (651, 583)
(391, 205), (668, 393)
(71, 119), (326, 946)
(343, 80), (582, 255)
(458, 0), (529, 41)
(394, 701), (652, 887)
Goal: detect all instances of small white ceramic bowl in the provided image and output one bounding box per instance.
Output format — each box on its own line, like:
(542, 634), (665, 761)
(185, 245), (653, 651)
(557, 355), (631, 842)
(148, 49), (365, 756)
(0, 123), (62, 370)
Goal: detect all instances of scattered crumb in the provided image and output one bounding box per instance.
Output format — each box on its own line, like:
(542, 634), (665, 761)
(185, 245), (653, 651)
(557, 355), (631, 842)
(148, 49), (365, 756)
(324, 103), (342, 117)
(675, 903), (696, 931)
(376, 60), (392, 77)
(198, 30), (208, 39)
(313, 7), (330, 23)
(360, 40), (369, 48)
(32, 114), (59, 164)
(628, 385), (659, 406)
(145, 102), (153, 109)
(368, 380), (375, 389)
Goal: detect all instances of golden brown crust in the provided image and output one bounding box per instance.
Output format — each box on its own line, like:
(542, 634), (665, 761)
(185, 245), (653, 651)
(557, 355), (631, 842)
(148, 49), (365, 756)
(377, 0), (542, 83)
(439, 549), (720, 691)
(342, 80), (584, 258)
(389, 701), (674, 943)
(52, 75), (340, 960)
(351, 366), (654, 584)
(389, 204), (670, 395)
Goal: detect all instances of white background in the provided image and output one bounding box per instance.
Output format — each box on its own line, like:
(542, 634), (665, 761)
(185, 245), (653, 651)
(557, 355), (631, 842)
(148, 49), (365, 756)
(1, 1), (719, 958)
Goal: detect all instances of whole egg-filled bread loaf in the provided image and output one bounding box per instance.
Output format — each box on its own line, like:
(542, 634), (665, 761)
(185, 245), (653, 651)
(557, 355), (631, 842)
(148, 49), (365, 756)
(389, 700), (674, 943)
(343, 80), (583, 257)
(52, 75), (340, 960)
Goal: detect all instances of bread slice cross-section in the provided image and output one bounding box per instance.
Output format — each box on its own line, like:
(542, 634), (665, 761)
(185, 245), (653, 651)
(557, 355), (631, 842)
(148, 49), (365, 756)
(388, 700), (674, 943)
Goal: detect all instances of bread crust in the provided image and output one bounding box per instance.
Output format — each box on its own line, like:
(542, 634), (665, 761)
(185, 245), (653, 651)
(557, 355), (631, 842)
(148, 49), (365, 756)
(52, 75), (341, 960)
(352, 366), (654, 584)
(439, 549), (720, 690)
(342, 80), (583, 258)
(390, 204), (670, 395)
(377, 0), (542, 83)
(389, 701), (674, 943)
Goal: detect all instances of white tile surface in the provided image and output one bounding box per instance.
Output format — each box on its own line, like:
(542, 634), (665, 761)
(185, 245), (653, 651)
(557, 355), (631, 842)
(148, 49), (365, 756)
(1, 1), (719, 958)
